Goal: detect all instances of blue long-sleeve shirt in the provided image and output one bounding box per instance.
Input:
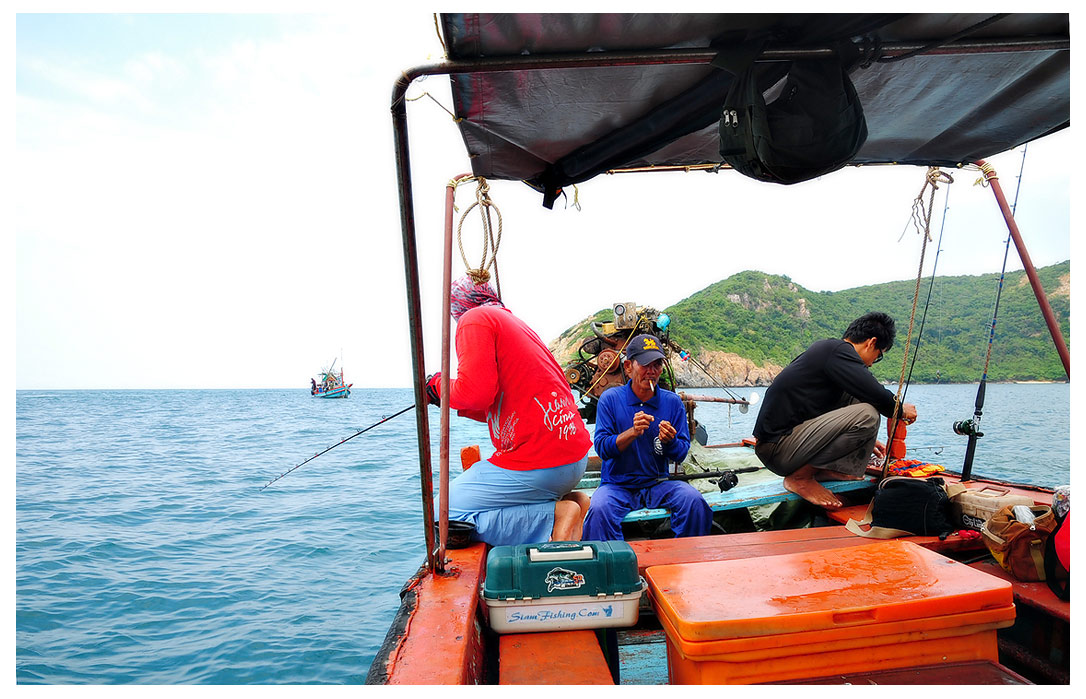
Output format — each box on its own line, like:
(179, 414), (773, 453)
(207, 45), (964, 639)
(594, 382), (691, 489)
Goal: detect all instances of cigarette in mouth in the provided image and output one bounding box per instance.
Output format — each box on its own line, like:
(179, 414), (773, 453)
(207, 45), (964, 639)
(650, 381), (655, 392)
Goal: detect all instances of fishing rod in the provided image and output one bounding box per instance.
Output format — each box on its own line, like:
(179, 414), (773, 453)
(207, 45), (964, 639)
(957, 145), (1030, 481)
(260, 404), (415, 491)
(662, 466), (762, 492)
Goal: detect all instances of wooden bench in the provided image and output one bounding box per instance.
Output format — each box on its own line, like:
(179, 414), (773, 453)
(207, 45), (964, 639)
(620, 475), (875, 522)
(499, 630), (615, 684)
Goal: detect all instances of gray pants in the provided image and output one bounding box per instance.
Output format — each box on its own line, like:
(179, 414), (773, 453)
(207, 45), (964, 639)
(755, 402), (880, 477)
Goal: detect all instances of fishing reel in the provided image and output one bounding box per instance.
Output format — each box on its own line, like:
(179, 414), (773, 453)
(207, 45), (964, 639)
(714, 470), (740, 492)
(564, 302), (674, 423)
(952, 418), (983, 437)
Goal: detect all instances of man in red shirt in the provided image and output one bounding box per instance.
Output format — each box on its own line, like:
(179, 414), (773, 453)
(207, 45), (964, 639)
(426, 276), (593, 545)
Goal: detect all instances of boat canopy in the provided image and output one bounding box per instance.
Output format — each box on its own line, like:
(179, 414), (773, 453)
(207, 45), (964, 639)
(437, 13), (1069, 206)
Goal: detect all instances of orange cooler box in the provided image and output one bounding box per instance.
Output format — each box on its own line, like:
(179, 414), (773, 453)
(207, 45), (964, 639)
(645, 540), (1016, 684)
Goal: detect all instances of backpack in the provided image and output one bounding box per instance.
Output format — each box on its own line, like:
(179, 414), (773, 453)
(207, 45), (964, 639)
(714, 40), (868, 185)
(846, 477), (959, 539)
(981, 504), (1057, 582)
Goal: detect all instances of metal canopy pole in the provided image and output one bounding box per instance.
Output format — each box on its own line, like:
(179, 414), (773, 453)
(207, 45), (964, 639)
(394, 36), (1067, 85)
(974, 159), (1070, 378)
(392, 75), (437, 574)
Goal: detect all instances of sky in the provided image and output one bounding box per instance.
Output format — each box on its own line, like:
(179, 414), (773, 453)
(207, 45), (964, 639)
(13, 9), (1076, 390)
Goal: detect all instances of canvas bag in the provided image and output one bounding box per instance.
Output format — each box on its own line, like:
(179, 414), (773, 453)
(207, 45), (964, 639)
(713, 39), (868, 185)
(981, 504), (1057, 582)
(846, 477), (964, 539)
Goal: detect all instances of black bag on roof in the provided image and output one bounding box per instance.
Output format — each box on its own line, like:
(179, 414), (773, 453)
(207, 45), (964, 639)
(714, 40), (868, 185)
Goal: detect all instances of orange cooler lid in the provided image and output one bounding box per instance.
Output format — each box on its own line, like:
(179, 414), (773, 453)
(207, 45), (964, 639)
(646, 540), (1013, 642)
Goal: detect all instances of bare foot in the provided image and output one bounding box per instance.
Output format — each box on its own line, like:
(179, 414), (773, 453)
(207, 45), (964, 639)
(783, 474), (843, 509)
(815, 470), (865, 482)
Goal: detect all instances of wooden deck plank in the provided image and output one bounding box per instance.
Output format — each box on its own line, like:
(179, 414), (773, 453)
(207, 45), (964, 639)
(968, 559), (1070, 622)
(616, 635), (668, 685)
(500, 630), (614, 685)
(615, 474), (876, 523)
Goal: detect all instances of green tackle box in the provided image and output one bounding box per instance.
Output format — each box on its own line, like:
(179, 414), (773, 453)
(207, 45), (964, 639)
(482, 541), (645, 634)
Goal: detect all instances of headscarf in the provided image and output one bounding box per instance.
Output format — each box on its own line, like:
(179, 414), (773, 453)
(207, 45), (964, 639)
(449, 274), (503, 321)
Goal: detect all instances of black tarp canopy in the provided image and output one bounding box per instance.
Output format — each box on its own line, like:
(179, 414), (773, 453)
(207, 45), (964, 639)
(437, 13), (1069, 206)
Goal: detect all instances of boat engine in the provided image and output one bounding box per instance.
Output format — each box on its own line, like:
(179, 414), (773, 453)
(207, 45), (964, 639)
(564, 302), (675, 423)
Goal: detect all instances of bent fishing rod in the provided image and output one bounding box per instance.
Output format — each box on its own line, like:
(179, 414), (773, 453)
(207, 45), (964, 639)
(260, 404), (415, 491)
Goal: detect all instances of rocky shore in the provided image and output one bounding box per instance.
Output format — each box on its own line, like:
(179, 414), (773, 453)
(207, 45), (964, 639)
(670, 350), (781, 387)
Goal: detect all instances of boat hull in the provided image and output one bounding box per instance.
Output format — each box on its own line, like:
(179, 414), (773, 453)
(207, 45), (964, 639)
(313, 384), (351, 399)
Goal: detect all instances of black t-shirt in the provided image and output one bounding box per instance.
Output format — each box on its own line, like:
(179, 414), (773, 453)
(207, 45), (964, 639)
(753, 338), (898, 443)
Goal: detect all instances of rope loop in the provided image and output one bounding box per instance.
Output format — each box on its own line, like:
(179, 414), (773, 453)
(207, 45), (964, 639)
(455, 177), (504, 297)
(966, 161), (998, 187)
(905, 167), (950, 243)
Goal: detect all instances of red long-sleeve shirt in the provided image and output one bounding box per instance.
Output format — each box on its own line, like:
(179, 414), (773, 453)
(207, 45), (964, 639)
(449, 305), (591, 471)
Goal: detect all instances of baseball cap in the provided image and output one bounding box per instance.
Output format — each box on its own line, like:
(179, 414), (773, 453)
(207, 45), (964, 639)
(625, 334), (666, 365)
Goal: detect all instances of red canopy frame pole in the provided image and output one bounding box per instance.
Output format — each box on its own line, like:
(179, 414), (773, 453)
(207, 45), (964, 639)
(974, 159), (1070, 378)
(435, 176), (471, 571)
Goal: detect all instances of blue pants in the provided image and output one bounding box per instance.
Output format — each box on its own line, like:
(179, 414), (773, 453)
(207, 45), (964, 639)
(445, 456), (588, 547)
(582, 480), (712, 541)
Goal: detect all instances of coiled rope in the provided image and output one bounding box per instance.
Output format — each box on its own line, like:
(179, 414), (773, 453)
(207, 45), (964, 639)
(454, 177), (504, 297)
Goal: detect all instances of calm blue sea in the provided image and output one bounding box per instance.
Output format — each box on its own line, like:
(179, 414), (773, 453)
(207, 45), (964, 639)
(15, 383), (1069, 684)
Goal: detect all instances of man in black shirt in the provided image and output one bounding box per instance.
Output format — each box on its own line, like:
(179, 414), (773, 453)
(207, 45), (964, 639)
(753, 312), (917, 508)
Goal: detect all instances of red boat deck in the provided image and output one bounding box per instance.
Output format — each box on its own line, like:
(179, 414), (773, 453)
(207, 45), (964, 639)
(375, 519), (1060, 684)
(372, 471), (1063, 685)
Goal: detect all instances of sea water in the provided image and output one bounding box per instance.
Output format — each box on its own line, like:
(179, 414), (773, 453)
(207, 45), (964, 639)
(15, 383), (1070, 684)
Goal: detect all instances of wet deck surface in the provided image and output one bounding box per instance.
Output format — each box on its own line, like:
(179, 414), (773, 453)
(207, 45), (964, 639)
(578, 445), (877, 523)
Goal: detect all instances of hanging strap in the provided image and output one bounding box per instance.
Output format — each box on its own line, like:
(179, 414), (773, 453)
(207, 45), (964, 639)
(845, 480), (966, 538)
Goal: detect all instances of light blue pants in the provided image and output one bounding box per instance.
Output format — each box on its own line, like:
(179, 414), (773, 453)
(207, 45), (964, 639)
(444, 456), (588, 546)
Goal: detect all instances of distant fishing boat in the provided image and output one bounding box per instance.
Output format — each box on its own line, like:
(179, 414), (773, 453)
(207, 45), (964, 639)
(311, 360), (351, 399)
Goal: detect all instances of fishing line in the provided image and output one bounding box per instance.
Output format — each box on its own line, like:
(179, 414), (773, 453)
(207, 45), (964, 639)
(260, 404), (415, 491)
(881, 169), (952, 474)
(957, 144), (1029, 480)
(665, 334), (744, 403)
(898, 175), (953, 405)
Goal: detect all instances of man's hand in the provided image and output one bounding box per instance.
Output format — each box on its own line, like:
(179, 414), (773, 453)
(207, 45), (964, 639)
(873, 440), (886, 460)
(902, 403), (918, 424)
(616, 411), (654, 452)
(658, 420), (677, 443)
(630, 411), (654, 436)
(425, 373), (442, 406)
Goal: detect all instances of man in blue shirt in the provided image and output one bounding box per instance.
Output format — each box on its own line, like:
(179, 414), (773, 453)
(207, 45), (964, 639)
(582, 335), (713, 541)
